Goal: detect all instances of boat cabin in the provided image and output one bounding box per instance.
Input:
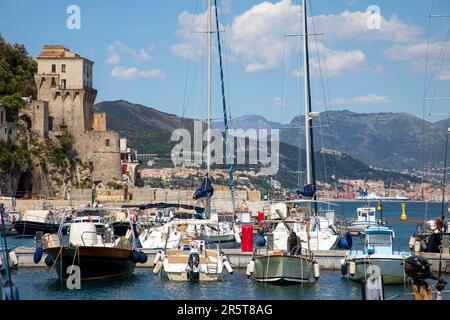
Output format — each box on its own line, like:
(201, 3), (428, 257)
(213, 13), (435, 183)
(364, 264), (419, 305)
(363, 227), (394, 255)
(21, 210), (56, 224)
(356, 207), (376, 223)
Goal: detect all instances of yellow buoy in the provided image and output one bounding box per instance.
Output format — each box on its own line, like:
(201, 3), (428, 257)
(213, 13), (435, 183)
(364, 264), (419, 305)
(376, 202), (382, 211)
(401, 202), (407, 221)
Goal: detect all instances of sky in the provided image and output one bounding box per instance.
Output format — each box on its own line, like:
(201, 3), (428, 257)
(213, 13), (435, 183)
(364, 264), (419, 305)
(0, 0), (449, 124)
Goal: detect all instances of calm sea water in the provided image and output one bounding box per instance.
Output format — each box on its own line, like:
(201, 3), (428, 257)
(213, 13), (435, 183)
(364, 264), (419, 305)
(2, 201), (449, 300)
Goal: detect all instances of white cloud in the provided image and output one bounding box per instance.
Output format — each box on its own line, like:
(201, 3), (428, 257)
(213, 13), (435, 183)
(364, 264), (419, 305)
(312, 11), (421, 44)
(171, 0), (421, 75)
(330, 94), (392, 106)
(106, 53), (120, 65)
(106, 41), (151, 65)
(111, 66), (166, 80)
(291, 43), (367, 77)
(384, 41), (450, 80)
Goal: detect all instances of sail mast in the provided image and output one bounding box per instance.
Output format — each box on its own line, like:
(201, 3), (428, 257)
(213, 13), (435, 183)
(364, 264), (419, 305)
(302, 0), (315, 189)
(206, 0), (212, 216)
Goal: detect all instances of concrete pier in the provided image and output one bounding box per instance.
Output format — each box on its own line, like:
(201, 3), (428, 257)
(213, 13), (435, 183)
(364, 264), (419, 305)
(13, 247), (450, 272)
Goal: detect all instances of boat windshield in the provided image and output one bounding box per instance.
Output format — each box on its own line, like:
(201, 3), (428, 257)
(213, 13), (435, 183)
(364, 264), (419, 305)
(367, 234), (392, 246)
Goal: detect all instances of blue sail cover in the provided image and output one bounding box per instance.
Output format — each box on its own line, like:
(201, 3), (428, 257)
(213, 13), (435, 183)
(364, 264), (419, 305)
(193, 177), (214, 201)
(297, 184), (316, 198)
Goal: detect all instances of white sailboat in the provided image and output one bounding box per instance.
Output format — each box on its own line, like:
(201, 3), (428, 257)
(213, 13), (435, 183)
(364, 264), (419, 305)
(249, 0), (325, 283)
(153, 0), (232, 282)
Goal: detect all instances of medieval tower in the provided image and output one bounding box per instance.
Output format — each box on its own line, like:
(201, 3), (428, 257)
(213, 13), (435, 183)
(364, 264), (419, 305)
(33, 45), (122, 185)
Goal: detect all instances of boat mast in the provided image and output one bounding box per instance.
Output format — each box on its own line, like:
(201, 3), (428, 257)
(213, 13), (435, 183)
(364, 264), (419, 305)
(302, 0), (317, 210)
(206, 0), (212, 217)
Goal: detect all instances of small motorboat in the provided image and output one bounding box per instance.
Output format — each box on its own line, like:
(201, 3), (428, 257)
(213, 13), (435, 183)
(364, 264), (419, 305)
(14, 209), (59, 236)
(342, 226), (410, 285)
(410, 219), (447, 253)
(347, 206), (379, 236)
(154, 219), (233, 282)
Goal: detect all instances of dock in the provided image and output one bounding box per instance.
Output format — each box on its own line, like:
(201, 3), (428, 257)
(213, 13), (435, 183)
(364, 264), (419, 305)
(12, 247), (450, 272)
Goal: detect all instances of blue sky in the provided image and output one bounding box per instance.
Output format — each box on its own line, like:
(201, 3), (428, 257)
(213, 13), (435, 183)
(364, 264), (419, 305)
(0, 0), (449, 123)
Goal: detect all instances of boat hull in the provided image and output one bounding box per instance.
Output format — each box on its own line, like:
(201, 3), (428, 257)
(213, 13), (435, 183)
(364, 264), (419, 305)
(166, 271), (221, 282)
(44, 246), (135, 281)
(14, 221), (59, 236)
(254, 255), (313, 283)
(347, 256), (406, 285)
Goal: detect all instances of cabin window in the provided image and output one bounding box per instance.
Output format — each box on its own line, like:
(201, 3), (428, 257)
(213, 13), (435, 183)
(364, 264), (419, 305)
(368, 234), (391, 246)
(61, 64), (66, 73)
(52, 64), (56, 73)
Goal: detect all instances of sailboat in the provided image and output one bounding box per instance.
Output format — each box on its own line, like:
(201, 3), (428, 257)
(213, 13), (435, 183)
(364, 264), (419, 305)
(247, 0), (324, 283)
(156, 0), (233, 282)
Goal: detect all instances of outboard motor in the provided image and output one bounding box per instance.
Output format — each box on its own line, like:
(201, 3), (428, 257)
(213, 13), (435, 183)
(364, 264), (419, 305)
(404, 256), (434, 282)
(404, 255), (437, 300)
(187, 251), (200, 281)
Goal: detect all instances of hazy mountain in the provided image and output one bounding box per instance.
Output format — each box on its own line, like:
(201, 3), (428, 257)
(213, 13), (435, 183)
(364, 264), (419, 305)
(435, 118), (449, 130)
(281, 110), (447, 170)
(212, 114), (282, 131)
(95, 100), (201, 154)
(95, 100), (418, 188)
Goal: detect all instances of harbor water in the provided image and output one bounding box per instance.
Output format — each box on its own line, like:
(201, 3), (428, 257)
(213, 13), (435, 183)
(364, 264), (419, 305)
(2, 201), (449, 300)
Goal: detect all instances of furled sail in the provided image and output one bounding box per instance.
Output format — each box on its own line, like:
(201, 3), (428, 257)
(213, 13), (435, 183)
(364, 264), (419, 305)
(297, 184), (316, 198)
(193, 177), (214, 201)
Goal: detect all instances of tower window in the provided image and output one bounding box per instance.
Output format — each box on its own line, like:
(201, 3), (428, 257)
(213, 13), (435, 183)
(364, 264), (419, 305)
(52, 64), (56, 73)
(61, 64), (66, 73)
(61, 79), (66, 89)
(51, 77), (56, 87)
(105, 139), (110, 146)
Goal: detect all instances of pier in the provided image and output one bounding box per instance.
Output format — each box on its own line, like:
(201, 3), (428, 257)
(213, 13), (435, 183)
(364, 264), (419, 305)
(12, 247), (450, 272)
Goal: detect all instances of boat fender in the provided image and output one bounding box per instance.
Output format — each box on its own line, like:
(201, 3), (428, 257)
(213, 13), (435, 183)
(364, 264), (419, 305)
(257, 232), (266, 247)
(1, 281), (20, 300)
(220, 252), (233, 274)
(349, 261), (356, 276)
(153, 251), (162, 266)
(131, 251), (141, 263)
(246, 258), (255, 277)
(44, 255), (54, 267)
(153, 261), (163, 274)
(33, 247), (44, 264)
(234, 232), (242, 244)
(313, 262), (320, 280)
(139, 251), (148, 264)
(8, 251), (18, 267)
(409, 236), (416, 249)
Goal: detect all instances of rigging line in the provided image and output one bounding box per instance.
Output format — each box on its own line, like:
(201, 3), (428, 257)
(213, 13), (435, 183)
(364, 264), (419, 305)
(309, 0), (338, 184)
(180, 0), (200, 122)
(309, 0), (332, 186)
(213, 0), (236, 216)
(422, 3), (433, 215)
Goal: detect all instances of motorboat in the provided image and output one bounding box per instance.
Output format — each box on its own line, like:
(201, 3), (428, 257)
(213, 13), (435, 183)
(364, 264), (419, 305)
(348, 206), (379, 236)
(38, 214), (147, 281)
(62, 206), (108, 235)
(14, 208), (59, 236)
(342, 226), (410, 284)
(154, 219), (232, 282)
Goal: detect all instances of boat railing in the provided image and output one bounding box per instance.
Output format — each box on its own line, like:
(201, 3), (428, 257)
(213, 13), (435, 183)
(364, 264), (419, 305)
(349, 241), (405, 255)
(80, 230), (131, 248)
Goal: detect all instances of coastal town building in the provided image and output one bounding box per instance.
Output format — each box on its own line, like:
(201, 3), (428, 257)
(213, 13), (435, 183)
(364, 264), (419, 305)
(0, 104), (16, 142)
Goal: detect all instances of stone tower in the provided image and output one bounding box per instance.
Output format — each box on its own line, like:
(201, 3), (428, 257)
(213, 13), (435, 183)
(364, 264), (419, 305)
(34, 45), (122, 184)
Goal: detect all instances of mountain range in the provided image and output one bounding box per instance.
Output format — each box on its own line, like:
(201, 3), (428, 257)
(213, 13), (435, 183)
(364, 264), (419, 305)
(95, 100), (421, 188)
